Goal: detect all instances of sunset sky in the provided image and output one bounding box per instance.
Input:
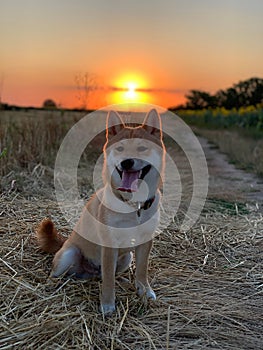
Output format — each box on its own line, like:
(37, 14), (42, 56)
(0, 0), (263, 109)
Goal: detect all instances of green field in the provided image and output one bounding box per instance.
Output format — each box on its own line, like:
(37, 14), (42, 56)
(177, 106), (263, 133)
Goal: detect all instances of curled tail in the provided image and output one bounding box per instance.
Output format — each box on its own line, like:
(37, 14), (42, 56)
(36, 218), (66, 253)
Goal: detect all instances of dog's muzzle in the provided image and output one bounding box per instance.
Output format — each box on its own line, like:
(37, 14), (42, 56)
(116, 159), (151, 192)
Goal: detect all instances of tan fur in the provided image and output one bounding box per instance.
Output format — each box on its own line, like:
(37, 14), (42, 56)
(36, 109), (165, 314)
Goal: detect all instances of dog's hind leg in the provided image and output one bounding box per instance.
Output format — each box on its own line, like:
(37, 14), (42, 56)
(116, 252), (133, 273)
(51, 245), (100, 279)
(51, 245), (82, 277)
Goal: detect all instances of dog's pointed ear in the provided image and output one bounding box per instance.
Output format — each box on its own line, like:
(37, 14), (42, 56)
(143, 109), (162, 139)
(106, 110), (125, 139)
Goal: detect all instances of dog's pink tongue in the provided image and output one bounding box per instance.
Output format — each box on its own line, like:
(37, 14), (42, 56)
(118, 171), (140, 192)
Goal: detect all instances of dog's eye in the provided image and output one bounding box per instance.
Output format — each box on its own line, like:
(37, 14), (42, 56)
(137, 146), (148, 152)
(116, 146), (124, 152)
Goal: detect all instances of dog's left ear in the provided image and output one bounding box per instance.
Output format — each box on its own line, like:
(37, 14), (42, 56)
(143, 109), (162, 139)
(106, 110), (125, 139)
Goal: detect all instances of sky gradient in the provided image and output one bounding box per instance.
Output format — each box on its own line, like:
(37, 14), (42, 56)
(1, 0), (263, 109)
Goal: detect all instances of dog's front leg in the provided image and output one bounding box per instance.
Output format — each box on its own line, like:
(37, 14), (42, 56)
(135, 240), (156, 300)
(100, 247), (118, 314)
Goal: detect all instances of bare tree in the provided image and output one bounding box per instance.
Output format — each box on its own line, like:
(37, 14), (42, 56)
(75, 72), (97, 110)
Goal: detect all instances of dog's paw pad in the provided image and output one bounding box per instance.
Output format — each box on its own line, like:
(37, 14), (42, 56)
(100, 303), (116, 315)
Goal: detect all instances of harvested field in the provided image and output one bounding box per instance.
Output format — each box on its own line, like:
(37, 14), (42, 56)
(1, 111), (263, 349)
(1, 191), (262, 349)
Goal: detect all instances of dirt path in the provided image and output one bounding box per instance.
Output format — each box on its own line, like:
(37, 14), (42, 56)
(198, 136), (263, 206)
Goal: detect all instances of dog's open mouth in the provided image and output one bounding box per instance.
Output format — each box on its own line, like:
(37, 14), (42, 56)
(116, 164), (151, 192)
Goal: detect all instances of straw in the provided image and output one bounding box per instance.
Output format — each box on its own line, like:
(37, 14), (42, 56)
(1, 188), (262, 349)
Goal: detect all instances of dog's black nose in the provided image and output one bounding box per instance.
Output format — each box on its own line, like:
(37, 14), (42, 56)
(120, 158), (134, 170)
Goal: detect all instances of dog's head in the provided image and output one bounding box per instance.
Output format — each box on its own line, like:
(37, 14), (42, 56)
(103, 109), (165, 200)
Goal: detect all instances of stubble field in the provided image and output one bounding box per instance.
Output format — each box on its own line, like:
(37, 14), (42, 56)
(0, 110), (262, 349)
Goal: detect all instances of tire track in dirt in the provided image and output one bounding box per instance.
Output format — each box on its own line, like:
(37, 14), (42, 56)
(198, 136), (263, 206)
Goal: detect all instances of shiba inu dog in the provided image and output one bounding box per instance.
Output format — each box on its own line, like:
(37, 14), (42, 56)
(37, 108), (166, 314)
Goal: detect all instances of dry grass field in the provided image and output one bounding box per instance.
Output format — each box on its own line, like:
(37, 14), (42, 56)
(194, 128), (263, 176)
(1, 110), (263, 349)
(177, 107), (263, 176)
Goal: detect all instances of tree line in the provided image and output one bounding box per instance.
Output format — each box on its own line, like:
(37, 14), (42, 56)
(178, 77), (263, 110)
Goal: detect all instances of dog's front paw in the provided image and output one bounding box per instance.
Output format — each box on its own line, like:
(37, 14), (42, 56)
(145, 287), (156, 300)
(136, 281), (156, 300)
(100, 303), (116, 315)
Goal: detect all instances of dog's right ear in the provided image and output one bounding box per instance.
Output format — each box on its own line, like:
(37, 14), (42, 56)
(106, 110), (125, 139)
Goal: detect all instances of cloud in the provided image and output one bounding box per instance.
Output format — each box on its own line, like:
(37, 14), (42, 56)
(69, 85), (187, 94)
(107, 86), (187, 94)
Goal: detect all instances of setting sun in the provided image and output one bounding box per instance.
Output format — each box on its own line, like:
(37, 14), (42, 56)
(126, 83), (137, 100)
(110, 73), (152, 105)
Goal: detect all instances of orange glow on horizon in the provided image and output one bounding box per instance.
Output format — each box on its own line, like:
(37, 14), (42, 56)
(1, 70), (186, 110)
(109, 73), (153, 105)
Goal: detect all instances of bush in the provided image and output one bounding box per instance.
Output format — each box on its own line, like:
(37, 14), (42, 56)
(42, 99), (57, 109)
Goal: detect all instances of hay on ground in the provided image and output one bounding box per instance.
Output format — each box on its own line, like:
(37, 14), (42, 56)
(1, 190), (262, 350)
